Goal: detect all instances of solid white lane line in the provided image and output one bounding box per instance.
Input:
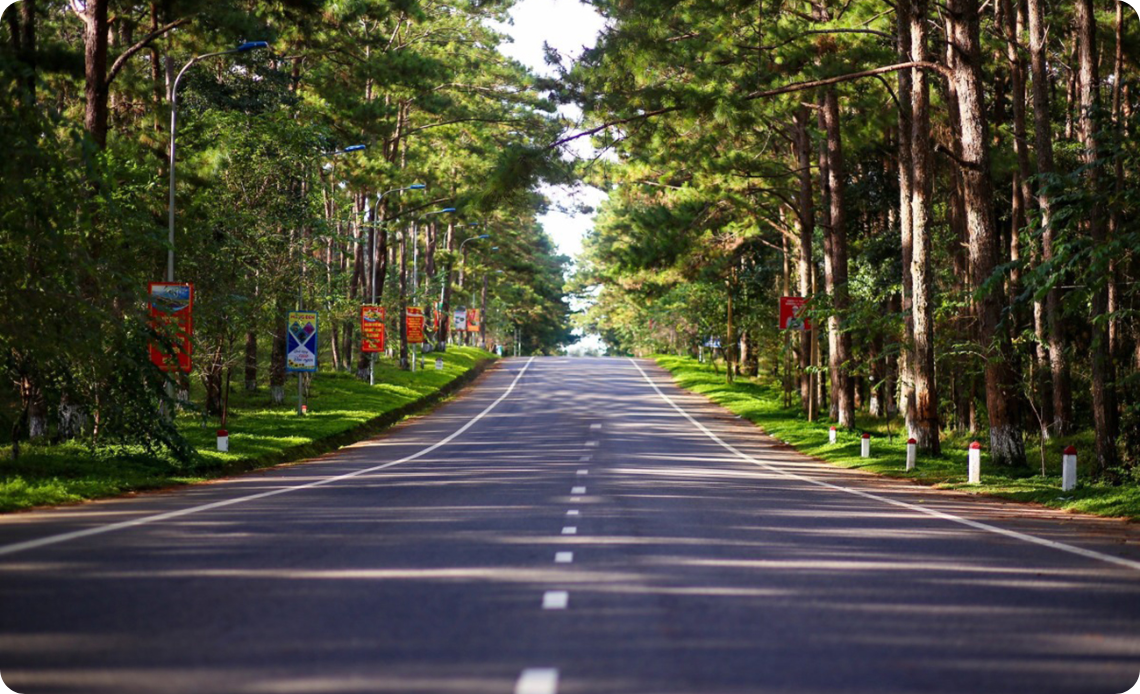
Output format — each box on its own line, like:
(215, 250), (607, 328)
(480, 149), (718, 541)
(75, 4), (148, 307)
(555, 551), (574, 563)
(570, 497), (582, 502)
(543, 591), (569, 609)
(590, 423), (602, 430)
(562, 526), (577, 535)
(566, 510), (579, 516)
(577, 469), (589, 475)
(571, 486), (586, 494)
(515, 668), (559, 694)
(0, 359), (539, 559)
(629, 358), (1140, 573)
(585, 441), (598, 448)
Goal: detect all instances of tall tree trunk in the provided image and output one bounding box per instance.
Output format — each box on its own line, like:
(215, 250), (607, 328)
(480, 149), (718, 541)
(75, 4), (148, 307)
(725, 275), (735, 385)
(793, 107), (818, 420)
(1027, 0), (1073, 434)
(817, 97), (838, 422)
(244, 331), (257, 390)
(897, 0), (917, 438)
(80, 0), (110, 148)
(1075, 0), (1119, 473)
(909, 0), (939, 452)
(1108, 1), (1124, 363)
(948, 0), (1026, 467)
(822, 87), (854, 428)
(269, 314), (286, 405)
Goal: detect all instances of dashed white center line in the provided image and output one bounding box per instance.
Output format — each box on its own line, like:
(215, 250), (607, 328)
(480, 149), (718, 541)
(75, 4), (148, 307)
(566, 509), (579, 516)
(571, 486), (586, 494)
(585, 441), (598, 447)
(590, 423), (602, 430)
(570, 497), (582, 502)
(579, 455), (592, 462)
(542, 591), (569, 609)
(562, 526), (577, 535)
(515, 668), (559, 694)
(577, 469), (589, 475)
(555, 551), (574, 563)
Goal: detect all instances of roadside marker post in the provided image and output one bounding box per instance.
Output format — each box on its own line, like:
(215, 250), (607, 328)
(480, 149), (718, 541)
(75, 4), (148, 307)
(1062, 445), (1078, 491)
(968, 441), (982, 483)
(906, 438), (916, 471)
(829, 426), (837, 444)
(216, 429), (228, 452)
(860, 432), (871, 458)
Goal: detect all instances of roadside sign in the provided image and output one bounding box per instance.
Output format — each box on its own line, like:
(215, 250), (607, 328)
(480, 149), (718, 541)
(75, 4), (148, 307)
(406, 306), (425, 344)
(286, 311), (318, 372)
(435, 357), (444, 371)
(361, 305), (385, 353)
(148, 282), (194, 373)
(466, 308), (481, 332)
(453, 306), (467, 332)
(779, 296), (811, 330)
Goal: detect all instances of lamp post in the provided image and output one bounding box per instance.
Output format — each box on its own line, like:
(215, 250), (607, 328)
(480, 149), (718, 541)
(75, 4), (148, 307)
(167, 41), (268, 283)
(406, 207), (454, 371)
(365, 185), (426, 385)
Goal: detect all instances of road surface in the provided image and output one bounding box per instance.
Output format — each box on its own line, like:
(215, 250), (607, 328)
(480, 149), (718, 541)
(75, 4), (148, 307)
(1, 357), (1139, 694)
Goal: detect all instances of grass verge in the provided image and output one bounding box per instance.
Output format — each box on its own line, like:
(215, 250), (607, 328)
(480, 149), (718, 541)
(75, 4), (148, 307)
(655, 354), (1140, 521)
(0, 347), (496, 513)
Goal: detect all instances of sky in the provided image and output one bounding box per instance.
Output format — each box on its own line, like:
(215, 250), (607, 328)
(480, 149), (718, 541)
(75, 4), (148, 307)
(489, 0), (610, 352)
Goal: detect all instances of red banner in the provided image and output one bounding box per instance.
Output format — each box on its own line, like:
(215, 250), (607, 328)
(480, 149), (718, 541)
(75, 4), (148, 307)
(361, 305), (385, 353)
(779, 296), (811, 330)
(466, 308), (481, 332)
(148, 282), (194, 372)
(406, 307), (425, 344)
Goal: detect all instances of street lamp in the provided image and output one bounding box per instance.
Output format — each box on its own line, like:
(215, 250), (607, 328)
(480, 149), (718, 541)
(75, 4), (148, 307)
(167, 41), (269, 283)
(364, 185), (427, 385)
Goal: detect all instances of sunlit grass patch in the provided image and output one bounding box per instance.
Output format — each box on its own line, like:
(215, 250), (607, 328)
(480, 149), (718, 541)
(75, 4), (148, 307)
(0, 348), (495, 512)
(654, 355), (1139, 521)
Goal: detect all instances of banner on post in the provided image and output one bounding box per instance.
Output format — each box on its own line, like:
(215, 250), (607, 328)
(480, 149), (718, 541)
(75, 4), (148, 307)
(406, 307), (425, 344)
(286, 311), (318, 372)
(360, 305), (385, 353)
(453, 307), (467, 332)
(148, 282), (194, 373)
(779, 296), (811, 331)
(466, 308), (481, 333)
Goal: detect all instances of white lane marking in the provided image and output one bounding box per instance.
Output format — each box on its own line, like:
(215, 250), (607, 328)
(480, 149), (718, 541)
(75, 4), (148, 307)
(585, 441), (598, 448)
(562, 526), (577, 535)
(555, 551), (574, 564)
(542, 591), (569, 609)
(579, 455), (592, 462)
(590, 423), (602, 430)
(629, 358), (1140, 573)
(577, 469), (589, 475)
(571, 486), (586, 494)
(515, 668), (559, 694)
(0, 359), (538, 559)
(570, 497), (582, 502)
(566, 510), (579, 516)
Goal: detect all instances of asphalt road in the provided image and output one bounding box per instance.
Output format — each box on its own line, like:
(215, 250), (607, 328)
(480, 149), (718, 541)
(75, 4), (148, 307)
(1, 357), (1139, 694)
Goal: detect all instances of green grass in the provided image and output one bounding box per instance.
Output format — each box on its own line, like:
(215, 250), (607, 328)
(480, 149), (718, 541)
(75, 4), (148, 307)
(655, 354), (1140, 521)
(0, 348), (495, 513)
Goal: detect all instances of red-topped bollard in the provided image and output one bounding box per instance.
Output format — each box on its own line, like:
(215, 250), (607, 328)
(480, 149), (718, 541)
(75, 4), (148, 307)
(906, 438), (917, 471)
(217, 429), (229, 452)
(1062, 445), (1078, 491)
(968, 441), (982, 483)
(861, 432), (871, 458)
(829, 426), (837, 444)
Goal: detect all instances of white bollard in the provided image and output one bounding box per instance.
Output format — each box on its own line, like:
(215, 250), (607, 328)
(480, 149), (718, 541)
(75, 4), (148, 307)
(968, 441), (981, 483)
(301, 404), (308, 415)
(1061, 445), (1078, 491)
(829, 426), (837, 444)
(861, 432), (871, 458)
(216, 429), (229, 452)
(906, 438), (917, 471)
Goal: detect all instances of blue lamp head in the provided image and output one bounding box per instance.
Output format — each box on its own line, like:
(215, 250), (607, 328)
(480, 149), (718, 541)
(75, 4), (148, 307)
(409, 184), (426, 190)
(440, 207), (457, 213)
(236, 41), (269, 52)
(343, 144), (366, 153)
(478, 234), (490, 239)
